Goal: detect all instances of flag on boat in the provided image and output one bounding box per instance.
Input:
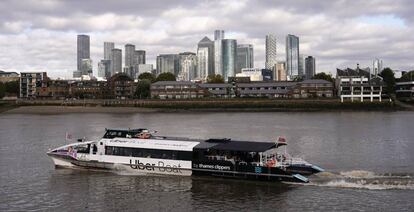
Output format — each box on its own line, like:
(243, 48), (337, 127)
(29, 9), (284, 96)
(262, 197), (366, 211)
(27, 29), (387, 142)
(278, 136), (286, 143)
(276, 136), (287, 147)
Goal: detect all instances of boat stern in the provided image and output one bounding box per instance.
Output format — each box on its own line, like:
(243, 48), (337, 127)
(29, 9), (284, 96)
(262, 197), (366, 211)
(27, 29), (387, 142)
(311, 165), (325, 173)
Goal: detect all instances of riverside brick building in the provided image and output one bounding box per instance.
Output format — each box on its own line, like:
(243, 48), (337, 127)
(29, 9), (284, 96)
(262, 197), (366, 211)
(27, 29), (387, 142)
(150, 81), (209, 99)
(151, 80), (333, 99)
(108, 73), (136, 99)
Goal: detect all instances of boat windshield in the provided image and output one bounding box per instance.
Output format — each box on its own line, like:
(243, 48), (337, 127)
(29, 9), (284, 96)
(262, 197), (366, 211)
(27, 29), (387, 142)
(51, 143), (91, 154)
(73, 144), (90, 154)
(103, 129), (147, 139)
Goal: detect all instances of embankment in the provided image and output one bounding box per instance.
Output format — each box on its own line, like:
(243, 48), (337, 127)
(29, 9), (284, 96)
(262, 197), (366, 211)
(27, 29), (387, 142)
(0, 99), (404, 114)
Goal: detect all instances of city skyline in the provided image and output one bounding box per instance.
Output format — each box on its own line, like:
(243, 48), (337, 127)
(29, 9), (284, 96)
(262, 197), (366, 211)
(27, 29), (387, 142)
(1, 0), (414, 79)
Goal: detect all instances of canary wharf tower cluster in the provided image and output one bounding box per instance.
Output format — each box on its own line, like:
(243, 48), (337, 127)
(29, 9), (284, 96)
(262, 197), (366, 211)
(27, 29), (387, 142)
(74, 30), (316, 82)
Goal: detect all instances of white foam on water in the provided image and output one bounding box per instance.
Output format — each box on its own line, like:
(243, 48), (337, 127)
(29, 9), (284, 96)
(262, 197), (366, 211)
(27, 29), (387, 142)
(339, 170), (413, 179)
(314, 171), (339, 178)
(340, 170), (376, 179)
(307, 170), (414, 190)
(315, 179), (414, 190)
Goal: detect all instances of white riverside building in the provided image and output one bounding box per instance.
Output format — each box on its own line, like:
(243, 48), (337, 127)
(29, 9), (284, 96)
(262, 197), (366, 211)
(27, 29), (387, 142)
(336, 67), (385, 102)
(236, 68), (264, 81)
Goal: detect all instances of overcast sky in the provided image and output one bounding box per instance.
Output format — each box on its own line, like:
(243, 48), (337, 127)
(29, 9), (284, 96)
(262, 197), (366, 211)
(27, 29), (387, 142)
(1, 0), (413, 79)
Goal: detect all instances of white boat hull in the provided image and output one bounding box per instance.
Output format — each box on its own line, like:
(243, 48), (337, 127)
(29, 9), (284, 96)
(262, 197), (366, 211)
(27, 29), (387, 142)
(48, 153), (192, 176)
(50, 156), (76, 168)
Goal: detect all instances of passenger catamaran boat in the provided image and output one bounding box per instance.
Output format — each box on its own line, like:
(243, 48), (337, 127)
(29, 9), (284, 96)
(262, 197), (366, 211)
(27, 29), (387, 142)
(47, 128), (323, 183)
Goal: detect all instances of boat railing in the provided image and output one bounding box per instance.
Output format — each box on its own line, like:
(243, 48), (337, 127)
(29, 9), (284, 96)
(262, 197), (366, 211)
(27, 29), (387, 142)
(282, 157), (310, 166)
(261, 152), (310, 168)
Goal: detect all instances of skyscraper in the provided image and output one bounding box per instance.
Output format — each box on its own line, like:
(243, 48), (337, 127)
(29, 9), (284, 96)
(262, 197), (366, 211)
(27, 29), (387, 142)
(111, 48), (122, 75)
(298, 54), (304, 76)
(214, 30), (225, 76)
(373, 58), (383, 76)
(104, 42), (114, 75)
(124, 44), (136, 78)
(305, 56), (316, 79)
(156, 54), (180, 76)
(197, 36), (214, 80)
(98, 60), (111, 78)
(134, 50), (146, 65)
(137, 64), (153, 76)
(197, 47), (209, 80)
(265, 34), (277, 70)
(236, 44), (254, 74)
(104, 42), (114, 60)
(286, 34), (300, 79)
(222, 39), (237, 81)
(80, 58), (92, 76)
(77, 35), (90, 71)
(124, 44), (135, 68)
(214, 30), (224, 40)
(178, 52), (197, 81)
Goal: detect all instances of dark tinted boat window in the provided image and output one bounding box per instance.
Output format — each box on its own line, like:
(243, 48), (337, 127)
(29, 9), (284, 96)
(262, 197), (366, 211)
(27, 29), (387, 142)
(75, 144), (90, 154)
(105, 146), (192, 161)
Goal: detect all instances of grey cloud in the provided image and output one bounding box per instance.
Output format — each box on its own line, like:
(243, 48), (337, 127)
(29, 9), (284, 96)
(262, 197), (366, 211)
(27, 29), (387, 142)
(0, 0), (413, 76)
(256, 0), (414, 23)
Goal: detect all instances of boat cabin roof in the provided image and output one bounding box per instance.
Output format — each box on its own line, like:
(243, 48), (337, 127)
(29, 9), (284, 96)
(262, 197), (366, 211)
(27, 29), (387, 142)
(195, 140), (277, 152)
(102, 128), (278, 153)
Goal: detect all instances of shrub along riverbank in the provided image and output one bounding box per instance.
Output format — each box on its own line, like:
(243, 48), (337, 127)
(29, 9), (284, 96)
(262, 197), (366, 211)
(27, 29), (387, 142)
(0, 98), (404, 113)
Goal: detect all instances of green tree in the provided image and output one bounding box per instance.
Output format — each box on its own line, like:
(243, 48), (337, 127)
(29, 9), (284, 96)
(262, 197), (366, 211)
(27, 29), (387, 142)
(312, 72), (335, 83)
(0, 82), (5, 99)
(207, 74), (225, 83)
(134, 79), (151, 99)
(292, 75), (304, 82)
(156, 72), (176, 81)
(4, 81), (19, 96)
(379, 68), (396, 94)
(138, 72), (156, 83)
(399, 71), (414, 82)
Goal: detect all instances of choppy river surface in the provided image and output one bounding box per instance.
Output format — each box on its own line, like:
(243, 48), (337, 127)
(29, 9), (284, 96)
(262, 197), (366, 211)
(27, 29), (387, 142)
(1, 111), (413, 211)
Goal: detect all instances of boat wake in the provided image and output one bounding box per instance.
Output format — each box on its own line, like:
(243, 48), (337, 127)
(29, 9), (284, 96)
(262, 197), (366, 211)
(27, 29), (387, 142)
(304, 170), (414, 190)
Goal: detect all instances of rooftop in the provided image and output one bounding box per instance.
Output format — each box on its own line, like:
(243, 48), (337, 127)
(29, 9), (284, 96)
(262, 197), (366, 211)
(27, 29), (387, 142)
(195, 140), (277, 152)
(299, 79), (332, 84)
(337, 68), (370, 77)
(152, 81), (196, 86)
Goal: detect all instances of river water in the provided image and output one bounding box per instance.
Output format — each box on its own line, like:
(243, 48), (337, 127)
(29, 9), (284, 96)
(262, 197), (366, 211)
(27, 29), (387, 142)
(0, 111), (413, 211)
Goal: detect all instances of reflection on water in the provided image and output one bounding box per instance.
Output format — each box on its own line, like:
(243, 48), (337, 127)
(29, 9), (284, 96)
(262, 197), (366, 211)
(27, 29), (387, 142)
(1, 112), (414, 211)
(46, 168), (294, 211)
(48, 169), (195, 211)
